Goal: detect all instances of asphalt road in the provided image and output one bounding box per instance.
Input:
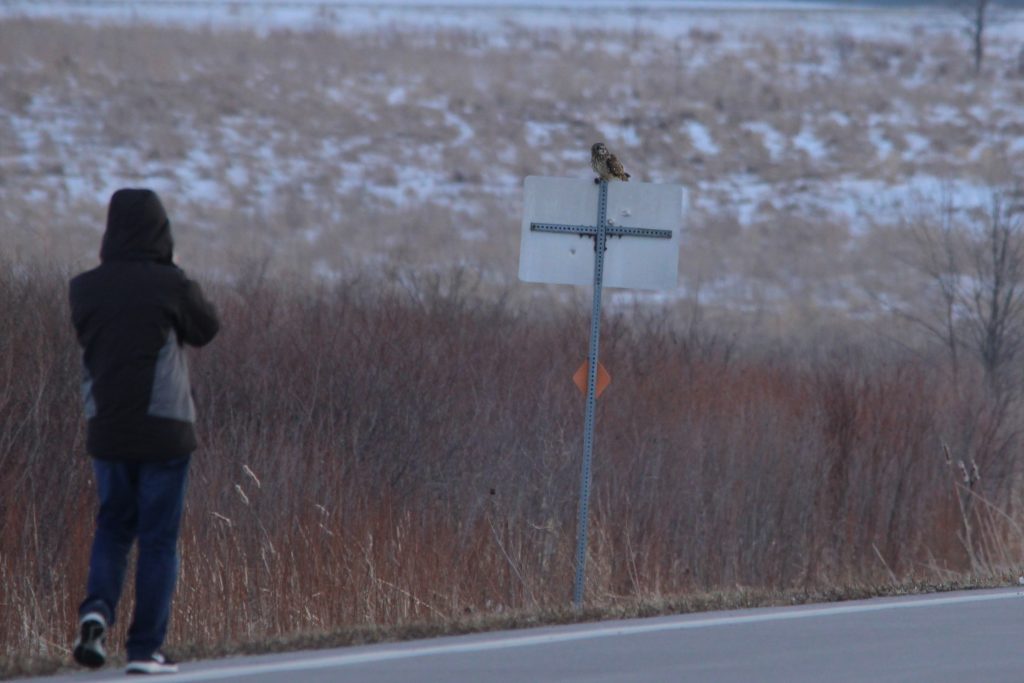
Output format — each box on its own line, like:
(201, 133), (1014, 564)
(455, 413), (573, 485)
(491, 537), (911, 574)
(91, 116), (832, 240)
(19, 588), (1023, 683)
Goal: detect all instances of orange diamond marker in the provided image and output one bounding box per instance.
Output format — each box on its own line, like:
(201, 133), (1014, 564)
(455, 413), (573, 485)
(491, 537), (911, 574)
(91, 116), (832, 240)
(573, 361), (611, 398)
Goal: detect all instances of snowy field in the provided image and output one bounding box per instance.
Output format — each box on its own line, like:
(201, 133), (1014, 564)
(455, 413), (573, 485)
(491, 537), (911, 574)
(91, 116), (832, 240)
(2, 1), (1023, 320)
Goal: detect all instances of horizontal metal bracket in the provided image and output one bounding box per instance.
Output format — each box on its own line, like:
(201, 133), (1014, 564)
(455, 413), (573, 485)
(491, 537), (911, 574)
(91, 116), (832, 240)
(531, 222), (599, 236)
(530, 223), (672, 240)
(606, 226), (672, 239)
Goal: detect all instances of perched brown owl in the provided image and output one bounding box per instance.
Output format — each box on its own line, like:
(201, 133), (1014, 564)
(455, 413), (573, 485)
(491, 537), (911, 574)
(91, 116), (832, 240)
(591, 142), (631, 183)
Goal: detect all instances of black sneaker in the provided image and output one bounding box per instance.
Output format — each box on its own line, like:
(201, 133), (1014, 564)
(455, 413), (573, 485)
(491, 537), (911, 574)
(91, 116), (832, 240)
(72, 612), (107, 669)
(126, 652), (178, 675)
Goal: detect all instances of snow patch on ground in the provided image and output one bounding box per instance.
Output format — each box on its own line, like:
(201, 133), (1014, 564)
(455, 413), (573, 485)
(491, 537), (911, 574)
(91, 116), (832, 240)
(793, 124), (827, 161)
(903, 132), (930, 160)
(867, 123), (893, 160)
(387, 87), (407, 106)
(743, 122), (785, 160)
(685, 121), (720, 156)
(595, 122), (642, 149)
(525, 121), (565, 148)
(929, 104), (962, 125)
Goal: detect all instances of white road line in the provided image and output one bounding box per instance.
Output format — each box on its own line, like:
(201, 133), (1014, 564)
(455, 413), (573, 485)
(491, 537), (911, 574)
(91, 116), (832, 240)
(89, 590), (1023, 682)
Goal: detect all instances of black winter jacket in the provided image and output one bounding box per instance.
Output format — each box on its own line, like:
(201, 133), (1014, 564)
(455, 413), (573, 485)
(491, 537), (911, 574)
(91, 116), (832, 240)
(70, 189), (220, 461)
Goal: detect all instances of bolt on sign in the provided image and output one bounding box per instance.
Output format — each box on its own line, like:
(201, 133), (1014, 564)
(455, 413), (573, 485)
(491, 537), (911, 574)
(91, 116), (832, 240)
(518, 175), (684, 607)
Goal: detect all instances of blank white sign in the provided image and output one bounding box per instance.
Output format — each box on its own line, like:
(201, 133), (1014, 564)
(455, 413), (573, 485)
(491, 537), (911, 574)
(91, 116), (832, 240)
(518, 176), (682, 291)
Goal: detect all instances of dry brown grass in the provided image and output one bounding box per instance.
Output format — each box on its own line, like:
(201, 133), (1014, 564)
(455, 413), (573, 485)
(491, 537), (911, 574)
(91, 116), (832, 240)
(1, 13), (1022, 317)
(2, 262), (1022, 678)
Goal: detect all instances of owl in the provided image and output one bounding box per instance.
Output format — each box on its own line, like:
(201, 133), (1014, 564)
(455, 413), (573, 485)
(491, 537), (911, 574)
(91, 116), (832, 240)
(590, 142), (631, 183)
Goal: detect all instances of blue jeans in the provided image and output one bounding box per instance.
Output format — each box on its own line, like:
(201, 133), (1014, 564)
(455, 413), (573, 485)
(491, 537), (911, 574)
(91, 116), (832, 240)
(79, 455), (190, 661)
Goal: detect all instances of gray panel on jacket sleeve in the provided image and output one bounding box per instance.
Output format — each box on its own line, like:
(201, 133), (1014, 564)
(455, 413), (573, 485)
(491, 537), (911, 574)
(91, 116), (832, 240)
(81, 361), (97, 420)
(148, 329), (196, 422)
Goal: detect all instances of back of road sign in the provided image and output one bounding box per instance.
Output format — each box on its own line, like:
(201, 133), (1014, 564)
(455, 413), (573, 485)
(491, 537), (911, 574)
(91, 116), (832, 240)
(518, 176), (683, 291)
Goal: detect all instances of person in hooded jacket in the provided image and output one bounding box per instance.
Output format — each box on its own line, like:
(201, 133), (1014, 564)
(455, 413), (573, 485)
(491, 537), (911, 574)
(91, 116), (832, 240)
(69, 188), (219, 675)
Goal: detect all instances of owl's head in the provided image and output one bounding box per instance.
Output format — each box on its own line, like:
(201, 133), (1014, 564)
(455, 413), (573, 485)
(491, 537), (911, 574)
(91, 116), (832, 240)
(591, 142), (609, 159)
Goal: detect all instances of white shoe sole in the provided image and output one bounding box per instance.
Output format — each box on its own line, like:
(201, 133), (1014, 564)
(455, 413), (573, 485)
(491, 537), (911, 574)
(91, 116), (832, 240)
(126, 661), (179, 675)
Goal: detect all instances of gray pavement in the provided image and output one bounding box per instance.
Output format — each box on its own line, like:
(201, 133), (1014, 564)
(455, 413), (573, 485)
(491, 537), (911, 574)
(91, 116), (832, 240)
(16, 588), (1023, 683)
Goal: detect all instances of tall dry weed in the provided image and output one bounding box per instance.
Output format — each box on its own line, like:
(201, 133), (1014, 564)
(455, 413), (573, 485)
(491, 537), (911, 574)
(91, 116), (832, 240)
(2, 263), (1021, 675)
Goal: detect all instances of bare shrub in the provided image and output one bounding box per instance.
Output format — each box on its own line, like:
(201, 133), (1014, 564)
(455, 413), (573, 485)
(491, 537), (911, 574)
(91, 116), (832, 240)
(2, 262), (1022, 674)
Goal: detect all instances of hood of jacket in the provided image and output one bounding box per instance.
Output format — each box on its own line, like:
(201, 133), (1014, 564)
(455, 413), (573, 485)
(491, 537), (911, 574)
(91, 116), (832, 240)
(100, 188), (174, 264)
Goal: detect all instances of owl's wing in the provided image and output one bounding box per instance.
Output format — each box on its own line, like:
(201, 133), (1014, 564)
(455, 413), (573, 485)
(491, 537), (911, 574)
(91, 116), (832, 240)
(607, 154), (630, 180)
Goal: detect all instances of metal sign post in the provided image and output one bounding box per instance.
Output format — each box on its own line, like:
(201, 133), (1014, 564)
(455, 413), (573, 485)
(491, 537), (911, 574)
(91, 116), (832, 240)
(521, 177), (681, 608)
